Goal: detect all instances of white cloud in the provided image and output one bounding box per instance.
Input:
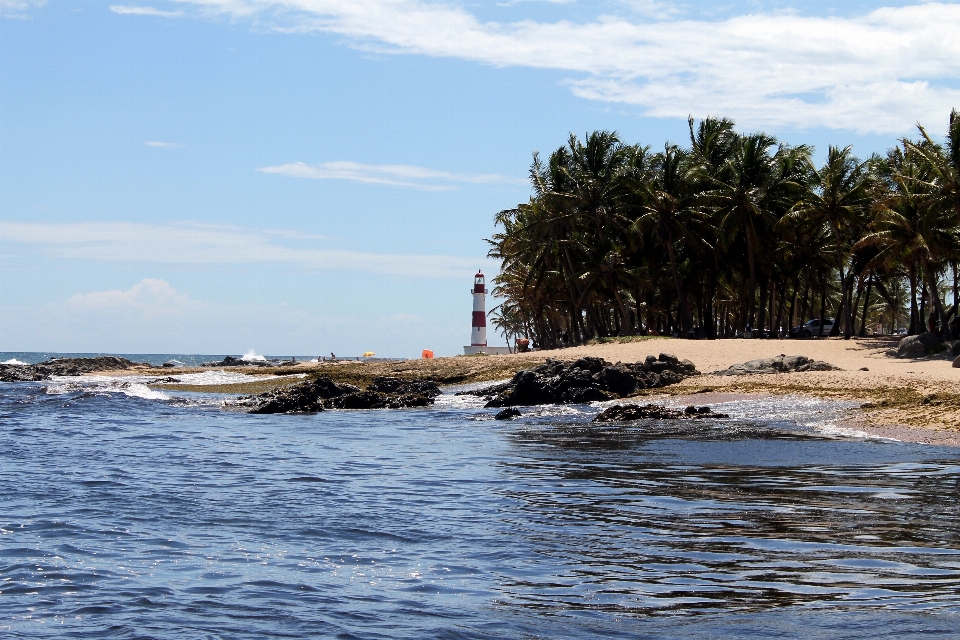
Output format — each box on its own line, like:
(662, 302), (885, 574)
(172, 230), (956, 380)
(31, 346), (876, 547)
(67, 278), (193, 310)
(257, 160), (524, 190)
(1, 279), (473, 356)
(144, 140), (182, 148)
(619, 0), (680, 19)
(0, 0), (46, 18)
(0, 220), (488, 278)
(111, 5), (184, 17)
(168, 0), (960, 134)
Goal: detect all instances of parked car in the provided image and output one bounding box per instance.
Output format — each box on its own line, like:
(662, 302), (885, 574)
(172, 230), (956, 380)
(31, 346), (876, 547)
(790, 318), (835, 337)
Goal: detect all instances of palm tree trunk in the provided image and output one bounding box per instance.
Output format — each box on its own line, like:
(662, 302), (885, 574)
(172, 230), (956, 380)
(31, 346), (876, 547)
(798, 277), (810, 331)
(665, 240), (692, 336)
(919, 267), (928, 333)
(924, 259), (947, 339)
(859, 274), (873, 336)
(745, 223), (758, 329)
(818, 277), (828, 337)
(952, 260), (958, 318)
(847, 274), (864, 339)
(757, 278), (768, 337)
(908, 263), (919, 335)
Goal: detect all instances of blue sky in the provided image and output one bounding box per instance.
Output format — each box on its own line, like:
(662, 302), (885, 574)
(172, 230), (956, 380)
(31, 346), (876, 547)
(1, 0), (958, 356)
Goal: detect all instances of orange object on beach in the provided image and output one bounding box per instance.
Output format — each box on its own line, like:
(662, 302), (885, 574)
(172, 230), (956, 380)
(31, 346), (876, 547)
(421, 350), (434, 359)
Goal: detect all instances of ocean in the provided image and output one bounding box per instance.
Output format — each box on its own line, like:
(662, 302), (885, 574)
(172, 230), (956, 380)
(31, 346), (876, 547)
(2, 354), (959, 638)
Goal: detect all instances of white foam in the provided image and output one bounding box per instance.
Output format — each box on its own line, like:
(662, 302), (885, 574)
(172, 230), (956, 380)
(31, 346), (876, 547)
(241, 350), (266, 362)
(46, 376), (170, 401)
(167, 370), (304, 386)
(1, 358), (29, 366)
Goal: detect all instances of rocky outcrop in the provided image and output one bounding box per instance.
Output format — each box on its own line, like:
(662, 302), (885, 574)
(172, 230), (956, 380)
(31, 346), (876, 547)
(462, 355), (699, 408)
(202, 356), (277, 368)
(325, 391), (434, 410)
(239, 375), (440, 414)
(712, 354), (840, 376)
(494, 408), (522, 420)
(366, 376), (442, 398)
(0, 356), (137, 382)
(897, 333), (945, 359)
(594, 403), (728, 422)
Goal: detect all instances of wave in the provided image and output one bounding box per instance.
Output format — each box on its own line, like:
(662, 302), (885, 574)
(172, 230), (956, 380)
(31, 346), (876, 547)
(45, 376), (170, 401)
(1, 358), (29, 366)
(241, 350), (266, 362)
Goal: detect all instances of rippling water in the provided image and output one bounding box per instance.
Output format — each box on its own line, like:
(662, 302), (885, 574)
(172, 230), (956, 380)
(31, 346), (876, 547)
(2, 377), (959, 638)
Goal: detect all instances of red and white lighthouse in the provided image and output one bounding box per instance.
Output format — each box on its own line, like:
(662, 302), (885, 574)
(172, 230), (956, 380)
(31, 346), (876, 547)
(471, 271), (487, 347)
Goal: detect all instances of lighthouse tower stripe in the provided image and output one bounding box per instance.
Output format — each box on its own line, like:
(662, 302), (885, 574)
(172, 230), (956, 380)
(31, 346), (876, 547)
(471, 270), (487, 347)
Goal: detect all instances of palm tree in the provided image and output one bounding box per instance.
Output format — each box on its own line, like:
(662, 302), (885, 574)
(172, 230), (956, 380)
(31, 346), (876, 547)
(788, 146), (874, 337)
(630, 144), (704, 335)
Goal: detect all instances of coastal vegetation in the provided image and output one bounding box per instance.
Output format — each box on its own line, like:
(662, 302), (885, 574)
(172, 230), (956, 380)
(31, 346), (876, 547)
(488, 111), (960, 349)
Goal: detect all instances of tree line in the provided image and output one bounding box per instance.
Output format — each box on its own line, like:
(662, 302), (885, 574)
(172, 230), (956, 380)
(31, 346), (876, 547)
(487, 111), (960, 349)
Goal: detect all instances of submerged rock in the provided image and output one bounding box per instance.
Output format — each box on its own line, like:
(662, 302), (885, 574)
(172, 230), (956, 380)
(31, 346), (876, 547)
(0, 356), (137, 383)
(593, 404), (728, 422)
(494, 408), (522, 420)
(712, 354), (840, 376)
(239, 375), (438, 414)
(462, 354), (699, 408)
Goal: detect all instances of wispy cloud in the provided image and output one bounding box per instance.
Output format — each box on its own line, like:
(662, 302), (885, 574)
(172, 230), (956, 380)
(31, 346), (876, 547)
(0, 220), (487, 278)
(111, 4), (183, 17)
(144, 140), (182, 148)
(257, 160), (525, 190)
(0, 0), (46, 19)
(167, 0), (960, 134)
(619, 0), (681, 19)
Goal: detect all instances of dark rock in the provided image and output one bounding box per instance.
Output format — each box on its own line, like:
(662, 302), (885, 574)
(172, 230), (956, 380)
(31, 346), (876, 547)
(594, 403), (728, 422)
(600, 364), (639, 397)
(366, 376), (441, 397)
(712, 354), (841, 376)
(859, 367), (869, 371)
(472, 354), (700, 408)
(953, 354), (960, 369)
(325, 391), (432, 410)
(1, 356), (137, 383)
(897, 333), (944, 358)
(239, 375), (435, 414)
(202, 355), (277, 367)
(494, 408), (522, 420)
(241, 377), (360, 414)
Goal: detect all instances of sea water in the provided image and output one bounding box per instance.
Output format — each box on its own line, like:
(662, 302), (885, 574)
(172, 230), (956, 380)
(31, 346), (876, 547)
(1, 361), (959, 638)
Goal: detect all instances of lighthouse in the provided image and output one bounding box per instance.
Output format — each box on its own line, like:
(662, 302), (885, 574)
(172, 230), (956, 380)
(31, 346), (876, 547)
(471, 270), (487, 347)
(463, 271), (510, 355)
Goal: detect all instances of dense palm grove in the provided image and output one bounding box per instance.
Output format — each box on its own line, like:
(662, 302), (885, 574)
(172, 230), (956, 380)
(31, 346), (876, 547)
(488, 111), (960, 349)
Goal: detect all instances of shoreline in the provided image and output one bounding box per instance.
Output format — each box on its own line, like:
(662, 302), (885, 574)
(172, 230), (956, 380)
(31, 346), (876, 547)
(77, 336), (958, 444)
